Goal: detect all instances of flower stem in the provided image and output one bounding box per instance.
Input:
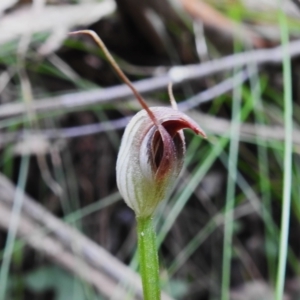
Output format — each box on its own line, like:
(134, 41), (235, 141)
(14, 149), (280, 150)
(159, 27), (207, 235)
(136, 216), (161, 300)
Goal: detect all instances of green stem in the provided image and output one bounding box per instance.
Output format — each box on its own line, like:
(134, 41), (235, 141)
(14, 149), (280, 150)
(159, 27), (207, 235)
(136, 216), (161, 300)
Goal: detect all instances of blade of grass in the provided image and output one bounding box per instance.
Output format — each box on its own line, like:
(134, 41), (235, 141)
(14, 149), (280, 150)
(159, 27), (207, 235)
(0, 155), (29, 300)
(247, 64), (276, 282)
(221, 69), (242, 300)
(168, 142), (300, 279)
(275, 2), (293, 299)
(157, 136), (227, 246)
(157, 68), (258, 247)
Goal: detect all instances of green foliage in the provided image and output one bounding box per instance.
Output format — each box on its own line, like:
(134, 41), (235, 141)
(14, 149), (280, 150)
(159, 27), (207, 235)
(25, 266), (101, 300)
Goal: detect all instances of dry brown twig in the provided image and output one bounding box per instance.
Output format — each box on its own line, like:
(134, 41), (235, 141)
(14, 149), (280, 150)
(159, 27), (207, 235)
(1, 38), (300, 120)
(0, 0), (18, 14)
(0, 173), (174, 300)
(0, 200), (124, 299)
(0, 1), (116, 55)
(0, 70), (248, 147)
(180, 0), (267, 48)
(182, 0), (300, 44)
(2, 72), (300, 151)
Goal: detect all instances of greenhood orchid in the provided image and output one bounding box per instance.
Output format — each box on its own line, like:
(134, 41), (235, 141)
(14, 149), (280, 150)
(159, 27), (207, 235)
(116, 107), (206, 217)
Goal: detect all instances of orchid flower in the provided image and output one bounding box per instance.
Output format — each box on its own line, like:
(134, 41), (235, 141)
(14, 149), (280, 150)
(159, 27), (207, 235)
(70, 30), (206, 300)
(116, 106), (206, 217)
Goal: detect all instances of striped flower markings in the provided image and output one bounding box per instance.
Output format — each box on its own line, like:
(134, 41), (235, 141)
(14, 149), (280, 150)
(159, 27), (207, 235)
(116, 106), (206, 218)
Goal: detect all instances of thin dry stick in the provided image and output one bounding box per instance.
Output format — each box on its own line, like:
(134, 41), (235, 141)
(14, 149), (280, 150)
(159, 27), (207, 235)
(2, 108), (300, 149)
(0, 173), (175, 300)
(0, 201), (128, 299)
(1, 39), (300, 119)
(0, 71), (248, 146)
(18, 57), (63, 198)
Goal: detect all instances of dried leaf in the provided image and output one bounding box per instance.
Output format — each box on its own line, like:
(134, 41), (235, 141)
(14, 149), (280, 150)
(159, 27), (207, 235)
(230, 281), (288, 300)
(0, 1), (116, 46)
(0, 0), (18, 14)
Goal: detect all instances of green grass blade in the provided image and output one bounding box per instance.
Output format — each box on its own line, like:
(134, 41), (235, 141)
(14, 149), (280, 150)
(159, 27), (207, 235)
(275, 3), (293, 299)
(221, 72), (242, 300)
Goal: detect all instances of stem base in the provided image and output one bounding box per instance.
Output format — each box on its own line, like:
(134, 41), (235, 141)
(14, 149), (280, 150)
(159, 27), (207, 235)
(137, 216), (161, 300)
